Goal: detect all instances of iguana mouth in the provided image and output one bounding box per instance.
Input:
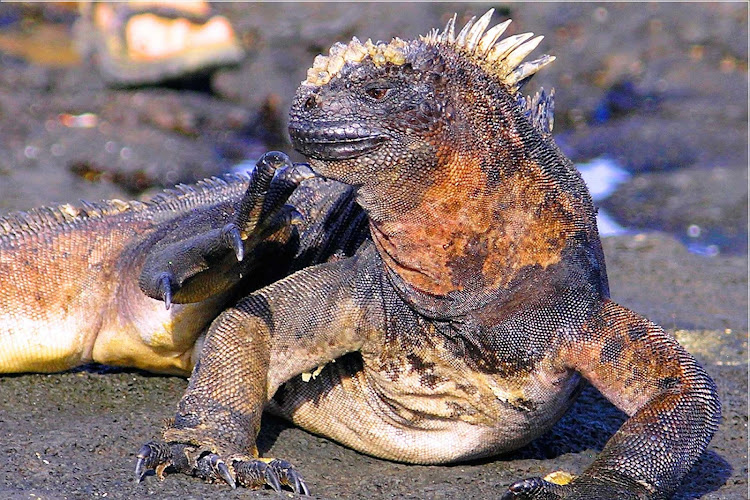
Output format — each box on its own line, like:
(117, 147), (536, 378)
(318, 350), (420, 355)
(289, 124), (387, 160)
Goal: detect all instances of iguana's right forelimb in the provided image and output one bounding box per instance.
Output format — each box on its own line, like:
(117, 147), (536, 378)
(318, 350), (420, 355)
(135, 249), (376, 492)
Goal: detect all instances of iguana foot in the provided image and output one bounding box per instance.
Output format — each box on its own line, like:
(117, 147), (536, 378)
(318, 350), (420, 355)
(138, 151), (314, 307)
(500, 477), (565, 500)
(500, 474), (651, 500)
(134, 440), (308, 494)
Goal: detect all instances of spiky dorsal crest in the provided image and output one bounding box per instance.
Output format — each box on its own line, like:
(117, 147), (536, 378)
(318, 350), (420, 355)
(422, 9), (556, 133)
(422, 9), (555, 92)
(518, 88), (555, 135)
(0, 174), (252, 245)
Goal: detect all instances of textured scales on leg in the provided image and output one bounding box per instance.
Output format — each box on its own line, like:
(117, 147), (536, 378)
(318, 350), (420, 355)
(125, 9), (718, 497)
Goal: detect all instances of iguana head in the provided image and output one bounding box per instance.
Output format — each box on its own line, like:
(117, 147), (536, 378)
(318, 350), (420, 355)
(288, 9), (555, 207)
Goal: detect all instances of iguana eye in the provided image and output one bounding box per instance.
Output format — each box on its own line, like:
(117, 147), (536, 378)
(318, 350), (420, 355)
(365, 87), (390, 100)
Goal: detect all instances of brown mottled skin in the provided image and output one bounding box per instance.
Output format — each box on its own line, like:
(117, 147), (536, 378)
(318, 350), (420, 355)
(0, 12), (719, 500)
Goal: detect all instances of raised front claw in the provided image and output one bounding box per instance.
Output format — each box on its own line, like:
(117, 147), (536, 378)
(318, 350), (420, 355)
(235, 153), (315, 237)
(235, 151), (293, 234)
(138, 151), (311, 305)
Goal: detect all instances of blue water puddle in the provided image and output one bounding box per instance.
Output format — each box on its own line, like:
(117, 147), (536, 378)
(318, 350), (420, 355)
(576, 157), (631, 236)
(232, 158), (257, 175)
(575, 158), (722, 256)
(575, 157), (630, 200)
(574, 157), (630, 237)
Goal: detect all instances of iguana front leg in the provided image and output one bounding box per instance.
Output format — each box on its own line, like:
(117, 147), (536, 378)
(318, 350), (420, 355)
(138, 151), (314, 308)
(502, 300), (720, 500)
(135, 250), (376, 493)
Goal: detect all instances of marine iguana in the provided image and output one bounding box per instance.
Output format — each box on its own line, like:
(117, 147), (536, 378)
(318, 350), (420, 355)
(0, 10), (719, 499)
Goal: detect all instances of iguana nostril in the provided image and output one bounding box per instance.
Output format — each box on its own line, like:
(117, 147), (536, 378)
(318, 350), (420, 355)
(304, 96), (317, 110)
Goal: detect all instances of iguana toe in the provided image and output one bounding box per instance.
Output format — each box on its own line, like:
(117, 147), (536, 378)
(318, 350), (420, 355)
(196, 453), (236, 489)
(268, 458), (310, 495)
(134, 440), (174, 482)
(234, 459), (281, 491)
(500, 477), (563, 500)
(234, 458), (308, 495)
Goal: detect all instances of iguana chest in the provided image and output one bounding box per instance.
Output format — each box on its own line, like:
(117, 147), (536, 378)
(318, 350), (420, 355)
(359, 315), (581, 453)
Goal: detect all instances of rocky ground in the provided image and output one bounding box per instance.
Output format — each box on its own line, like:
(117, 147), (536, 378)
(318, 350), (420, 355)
(0, 3), (746, 499)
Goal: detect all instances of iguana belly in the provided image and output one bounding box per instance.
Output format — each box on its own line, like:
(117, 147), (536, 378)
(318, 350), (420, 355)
(274, 354), (581, 464)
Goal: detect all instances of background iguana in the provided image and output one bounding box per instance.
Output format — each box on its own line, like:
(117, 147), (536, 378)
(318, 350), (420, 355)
(0, 10), (720, 499)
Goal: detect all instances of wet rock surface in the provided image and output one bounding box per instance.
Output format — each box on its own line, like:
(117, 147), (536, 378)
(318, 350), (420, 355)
(0, 3), (746, 499)
(601, 164), (748, 255)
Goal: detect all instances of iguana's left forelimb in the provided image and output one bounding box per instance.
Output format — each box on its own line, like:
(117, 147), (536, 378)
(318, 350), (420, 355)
(504, 300), (720, 499)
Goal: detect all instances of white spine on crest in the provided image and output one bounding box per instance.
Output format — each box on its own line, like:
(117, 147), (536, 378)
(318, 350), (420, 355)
(424, 8), (556, 92)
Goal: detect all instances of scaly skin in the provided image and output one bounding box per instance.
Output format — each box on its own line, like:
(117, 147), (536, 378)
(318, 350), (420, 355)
(0, 153), (329, 375)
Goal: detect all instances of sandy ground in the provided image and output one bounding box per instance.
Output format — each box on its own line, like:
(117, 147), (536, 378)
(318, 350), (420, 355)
(0, 3), (747, 499)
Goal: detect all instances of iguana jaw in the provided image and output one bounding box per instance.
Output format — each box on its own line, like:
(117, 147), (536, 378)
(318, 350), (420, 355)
(289, 123), (387, 160)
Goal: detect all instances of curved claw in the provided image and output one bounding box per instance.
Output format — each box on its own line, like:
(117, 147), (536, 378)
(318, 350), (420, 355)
(134, 452), (148, 483)
(269, 458), (310, 496)
(158, 272), (173, 310)
(222, 223), (244, 262)
(134, 441), (173, 483)
(264, 464), (282, 493)
(207, 454), (236, 489)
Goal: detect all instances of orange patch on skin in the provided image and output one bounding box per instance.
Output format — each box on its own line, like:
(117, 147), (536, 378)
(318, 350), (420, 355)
(563, 300), (687, 416)
(370, 151), (574, 296)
